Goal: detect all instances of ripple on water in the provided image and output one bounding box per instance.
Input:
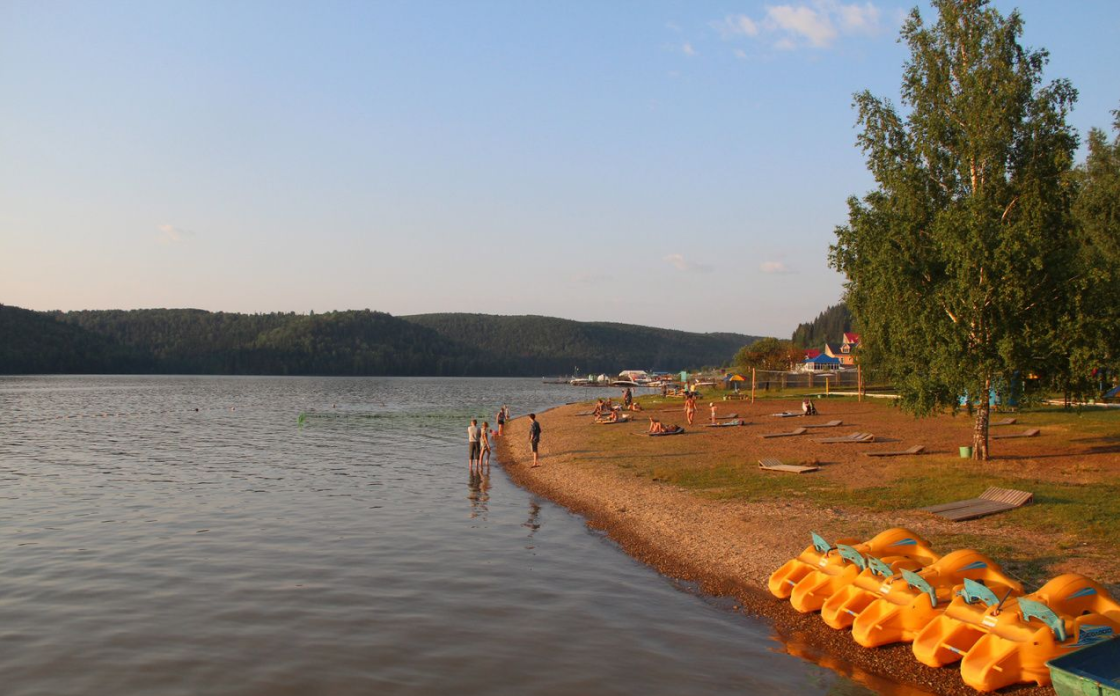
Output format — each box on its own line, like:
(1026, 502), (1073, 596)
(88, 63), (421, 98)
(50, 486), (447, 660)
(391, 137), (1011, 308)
(0, 376), (891, 696)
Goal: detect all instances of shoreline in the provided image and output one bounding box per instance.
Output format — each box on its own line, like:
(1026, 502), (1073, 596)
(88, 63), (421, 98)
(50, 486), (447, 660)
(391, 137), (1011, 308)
(494, 401), (1057, 696)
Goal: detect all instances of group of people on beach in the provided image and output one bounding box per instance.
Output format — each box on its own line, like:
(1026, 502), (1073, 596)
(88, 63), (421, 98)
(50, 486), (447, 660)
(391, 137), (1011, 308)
(469, 405), (542, 469)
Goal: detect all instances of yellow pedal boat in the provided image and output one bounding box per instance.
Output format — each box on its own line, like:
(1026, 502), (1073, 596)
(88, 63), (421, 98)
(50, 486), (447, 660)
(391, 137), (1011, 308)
(821, 546), (940, 630)
(850, 549), (1021, 648)
(957, 574), (1120, 692)
(771, 528), (935, 613)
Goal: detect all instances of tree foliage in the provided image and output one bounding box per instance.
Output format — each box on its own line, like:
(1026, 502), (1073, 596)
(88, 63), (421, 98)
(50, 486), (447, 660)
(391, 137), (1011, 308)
(829, 0), (1082, 459)
(734, 337), (802, 372)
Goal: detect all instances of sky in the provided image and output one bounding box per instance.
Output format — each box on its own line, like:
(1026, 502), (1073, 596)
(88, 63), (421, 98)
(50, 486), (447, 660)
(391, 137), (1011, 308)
(2, 1), (1118, 337)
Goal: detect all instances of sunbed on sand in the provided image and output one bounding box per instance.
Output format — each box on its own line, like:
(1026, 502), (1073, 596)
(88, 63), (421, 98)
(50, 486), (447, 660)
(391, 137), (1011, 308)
(770, 411), (800, 418)
(814, 432), (874, 444)
(920, 487), (1033, 521)
(760, 427), (808, 439)
(704, 420), (745, 427)
(990, 428), (1040, 440)
(716, 414), (739, 419)
(802, 420), (842, 429)
(758, 458), (819, 474)
(991, 417), (1017, 426)
(864, 445), (925, 457)
(647, 426), (685, 437)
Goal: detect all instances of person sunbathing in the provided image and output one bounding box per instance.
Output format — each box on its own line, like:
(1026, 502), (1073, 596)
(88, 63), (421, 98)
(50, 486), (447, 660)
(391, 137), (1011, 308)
(648, 417), (679, 434)
(628, 401), (643, 412)
(596, 410), (619, 423)
(594, 399), (606, 416)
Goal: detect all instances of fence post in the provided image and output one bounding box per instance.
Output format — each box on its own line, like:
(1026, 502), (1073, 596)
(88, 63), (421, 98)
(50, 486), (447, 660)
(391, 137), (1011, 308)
(751, 368), (756, 404)
(858, 365), (863, 402)
(825, 375), (829, 396)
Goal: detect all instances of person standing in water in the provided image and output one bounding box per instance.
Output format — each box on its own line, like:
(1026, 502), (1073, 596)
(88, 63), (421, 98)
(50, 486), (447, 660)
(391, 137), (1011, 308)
(496, 408), (505, 437)
(479, 421), (492, 468)
(528, 413), (542, 468)
(467, 419), (481, 468)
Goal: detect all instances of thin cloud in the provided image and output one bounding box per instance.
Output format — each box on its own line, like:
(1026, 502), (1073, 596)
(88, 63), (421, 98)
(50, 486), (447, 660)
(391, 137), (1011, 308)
(760, 260), (794, 274)
(766, 5), (836, 47)
(682, 41), (697, 56)
(664, 253), (713, 273)
(711, 14), (760, 38)
(157, 223), (194, 245)
(712, 1), (885, 51)
(733, 48), (748, 59)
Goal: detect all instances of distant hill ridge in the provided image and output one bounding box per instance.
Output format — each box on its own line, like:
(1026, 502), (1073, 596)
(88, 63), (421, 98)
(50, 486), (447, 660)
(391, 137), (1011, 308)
(0, 304), (762, 376)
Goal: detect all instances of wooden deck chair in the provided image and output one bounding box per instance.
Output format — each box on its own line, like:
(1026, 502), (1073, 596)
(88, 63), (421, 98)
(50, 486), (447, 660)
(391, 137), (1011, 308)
(814, 432), (874, 444)
(991, 417), (1018, 426)
(920, 487), (1033, 521)
(716, 413), (739, 419)
(704, 420), (745, 427)
(770, 411), (800, 418)
(760, 427), (808, 439)
(990, 428), (1040, 440)
(758, 458), (819, 474)
(803, 419), (843, 429)
(864, 445), (925, 457)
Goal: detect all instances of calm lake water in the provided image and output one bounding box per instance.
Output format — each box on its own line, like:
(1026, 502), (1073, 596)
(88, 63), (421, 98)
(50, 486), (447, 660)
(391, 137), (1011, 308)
(1, 376), (907, 695)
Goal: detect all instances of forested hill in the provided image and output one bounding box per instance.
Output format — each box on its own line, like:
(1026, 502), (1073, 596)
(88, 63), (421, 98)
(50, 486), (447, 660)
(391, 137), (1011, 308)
(0, 305), (760, 376)
(791, 303), (853, 347)
(402, 313), (761, 375)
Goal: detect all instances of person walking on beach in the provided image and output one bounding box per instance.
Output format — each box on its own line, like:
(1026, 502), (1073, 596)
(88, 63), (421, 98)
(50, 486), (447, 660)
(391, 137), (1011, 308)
(467, 419), (481, 468)
(528, 413), (542, 468)
(496, 408), (505, 437)
(684, 394), (696, 425)
(479, 421), (492, 468)
(709, 402), (717, 425)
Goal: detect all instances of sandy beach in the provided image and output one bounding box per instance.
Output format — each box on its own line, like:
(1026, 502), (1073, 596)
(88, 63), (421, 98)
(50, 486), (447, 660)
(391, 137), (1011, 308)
(492, 398), (1120, 696)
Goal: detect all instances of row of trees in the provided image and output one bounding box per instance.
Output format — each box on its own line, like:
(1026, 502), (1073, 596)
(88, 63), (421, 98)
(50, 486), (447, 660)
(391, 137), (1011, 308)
(829, 0), (1119, 459)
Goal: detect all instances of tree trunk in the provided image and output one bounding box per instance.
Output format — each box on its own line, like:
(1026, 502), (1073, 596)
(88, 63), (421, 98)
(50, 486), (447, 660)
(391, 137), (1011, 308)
(972, 377), (991, 460)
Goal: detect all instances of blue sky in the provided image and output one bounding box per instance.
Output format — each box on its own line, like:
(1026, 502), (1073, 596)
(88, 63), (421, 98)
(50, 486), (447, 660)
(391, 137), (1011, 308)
(2, 1), (1118, 337)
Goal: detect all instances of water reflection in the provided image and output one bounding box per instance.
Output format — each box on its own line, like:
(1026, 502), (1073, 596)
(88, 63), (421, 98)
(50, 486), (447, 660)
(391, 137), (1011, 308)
(467, 469), (490, 520)
(523, 499), (541, 538)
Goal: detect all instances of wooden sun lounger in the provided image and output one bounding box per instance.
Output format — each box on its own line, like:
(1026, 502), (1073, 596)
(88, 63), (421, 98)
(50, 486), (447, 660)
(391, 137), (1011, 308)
(991, 418), (1018, 426)
(864, 445), (925, 457)
(990, 428), (1040, 440)
(802, 419), (843, 429)
(758, 458), (819, 474)
(594, 416), (630, 424)
(760, 427), (808, 439)
(717, 414), (739, 419)
(814, 432), (874, 444)
(704, 420), (745, 427)
(920, 486), (1033, 521)
(770, 411), (800, 418)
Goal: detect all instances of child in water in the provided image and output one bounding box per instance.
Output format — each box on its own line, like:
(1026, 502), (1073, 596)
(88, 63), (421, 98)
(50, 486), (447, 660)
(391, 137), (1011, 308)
(480, 421), (492, 467)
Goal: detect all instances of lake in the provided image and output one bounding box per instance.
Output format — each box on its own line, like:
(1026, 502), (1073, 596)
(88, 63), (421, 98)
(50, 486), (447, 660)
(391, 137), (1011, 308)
(0, 376), (905, 695)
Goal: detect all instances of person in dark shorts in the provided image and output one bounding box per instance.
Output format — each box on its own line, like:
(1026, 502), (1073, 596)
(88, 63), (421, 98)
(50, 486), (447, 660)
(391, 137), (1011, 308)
(467, 419), (481, 467)
(528, 413), (542, 467)
(496, 408), (505, 437)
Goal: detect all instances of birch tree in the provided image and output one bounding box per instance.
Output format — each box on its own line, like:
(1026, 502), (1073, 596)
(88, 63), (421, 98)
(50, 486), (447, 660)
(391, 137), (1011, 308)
(830, 0), (1079, 460)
